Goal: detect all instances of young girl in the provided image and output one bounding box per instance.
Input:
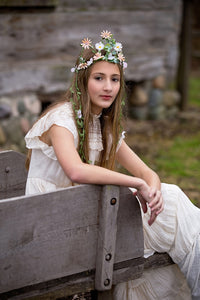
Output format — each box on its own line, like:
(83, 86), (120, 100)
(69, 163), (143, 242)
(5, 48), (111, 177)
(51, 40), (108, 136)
(25, 31), (200, 299)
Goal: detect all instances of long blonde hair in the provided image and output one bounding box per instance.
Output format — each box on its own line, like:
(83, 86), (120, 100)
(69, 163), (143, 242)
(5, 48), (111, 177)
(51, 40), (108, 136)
(26, 48), (126, 171)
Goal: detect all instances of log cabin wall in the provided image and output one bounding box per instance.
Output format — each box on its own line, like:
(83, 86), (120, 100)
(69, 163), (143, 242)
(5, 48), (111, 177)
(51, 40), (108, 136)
(0, 0), (182, 97)
(0, 0), (183, 152)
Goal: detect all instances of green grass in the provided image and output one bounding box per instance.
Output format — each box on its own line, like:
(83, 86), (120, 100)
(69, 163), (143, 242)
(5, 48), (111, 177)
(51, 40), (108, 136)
(155, 133), (200, 180)
(148, 133), (200, 205)
(189, 75), (200, 107)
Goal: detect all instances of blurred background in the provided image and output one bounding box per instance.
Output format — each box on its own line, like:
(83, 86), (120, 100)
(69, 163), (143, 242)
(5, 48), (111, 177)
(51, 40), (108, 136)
(0, 0), (199, 206)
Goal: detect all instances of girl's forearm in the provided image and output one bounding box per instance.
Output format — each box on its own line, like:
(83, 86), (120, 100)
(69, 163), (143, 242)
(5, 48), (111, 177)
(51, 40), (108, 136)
(144, 169), (161, 191)
(68, 162), (145, 190)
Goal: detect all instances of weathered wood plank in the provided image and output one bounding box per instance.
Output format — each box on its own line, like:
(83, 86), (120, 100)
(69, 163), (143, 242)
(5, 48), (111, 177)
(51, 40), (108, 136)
(0, 254), (173, 300)
(0, 150), (27, 200)
(95, 185), (119, 291)
(0, 0), (58, 7)
(144, 252), (174, 270)
(0, 151), (173, 300)
(0, 184), (143, 294)
(0, 1), (182, 96)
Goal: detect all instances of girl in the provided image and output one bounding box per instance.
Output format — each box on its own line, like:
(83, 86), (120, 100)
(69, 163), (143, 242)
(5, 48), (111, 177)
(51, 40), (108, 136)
(25, 31), (200, 299)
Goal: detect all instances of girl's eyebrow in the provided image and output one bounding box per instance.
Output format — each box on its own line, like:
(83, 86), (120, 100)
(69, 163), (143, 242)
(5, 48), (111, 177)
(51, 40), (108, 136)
(92, 72), (120, 76)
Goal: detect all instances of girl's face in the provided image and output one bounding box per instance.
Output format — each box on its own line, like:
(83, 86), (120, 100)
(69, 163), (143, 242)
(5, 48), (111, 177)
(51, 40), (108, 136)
(87, 61), (120, 115)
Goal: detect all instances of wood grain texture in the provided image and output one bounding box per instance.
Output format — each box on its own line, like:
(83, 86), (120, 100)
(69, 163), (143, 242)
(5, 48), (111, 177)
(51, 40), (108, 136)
(0, 184), (143, 294)
(0, 151), (173, 300)
(0, 0), (182, 95)
(95, 185), (120, 291)
(0, 151), (27, 200)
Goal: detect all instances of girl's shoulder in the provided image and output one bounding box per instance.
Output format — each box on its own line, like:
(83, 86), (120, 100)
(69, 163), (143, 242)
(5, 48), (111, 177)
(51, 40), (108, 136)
(48, 101), (74, 117)
(25, 101), (77, 146)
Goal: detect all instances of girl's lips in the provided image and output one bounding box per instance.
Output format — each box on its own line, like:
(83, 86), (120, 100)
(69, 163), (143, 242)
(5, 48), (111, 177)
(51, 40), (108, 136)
(100, 95), (112, 100)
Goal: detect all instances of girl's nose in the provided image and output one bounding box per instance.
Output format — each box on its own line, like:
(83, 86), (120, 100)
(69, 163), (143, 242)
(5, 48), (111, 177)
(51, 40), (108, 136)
(103, 79), (112, 91)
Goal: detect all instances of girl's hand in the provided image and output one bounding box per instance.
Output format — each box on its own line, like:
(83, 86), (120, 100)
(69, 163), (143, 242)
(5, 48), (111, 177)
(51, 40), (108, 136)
(148, 187), (164, 214)
(134, 184), (164, 226)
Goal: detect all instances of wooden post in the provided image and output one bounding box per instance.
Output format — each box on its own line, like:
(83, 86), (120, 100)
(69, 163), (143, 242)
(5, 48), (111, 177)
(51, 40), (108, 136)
(176, 0), (192, 110)
(95, 185), (119, 291)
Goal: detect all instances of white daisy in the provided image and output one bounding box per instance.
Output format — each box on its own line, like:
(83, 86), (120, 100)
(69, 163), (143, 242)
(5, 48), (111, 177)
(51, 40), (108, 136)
(87, 58), (93, 66)
(95, 42), (104, 51)
(108, 53), (115, 61)
(114, 42), (122, 52)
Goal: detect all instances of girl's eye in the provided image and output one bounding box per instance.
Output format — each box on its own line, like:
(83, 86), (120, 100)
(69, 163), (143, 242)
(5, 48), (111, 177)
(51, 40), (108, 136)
(112, 78), (120, 82)
(95, 76), (102, 81)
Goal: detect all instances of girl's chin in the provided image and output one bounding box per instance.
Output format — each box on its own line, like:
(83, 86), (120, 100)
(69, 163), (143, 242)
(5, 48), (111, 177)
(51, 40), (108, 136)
(91, 104), (111, 114)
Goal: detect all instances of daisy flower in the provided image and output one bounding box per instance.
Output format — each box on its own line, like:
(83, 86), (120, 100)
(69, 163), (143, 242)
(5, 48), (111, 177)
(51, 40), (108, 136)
(87, 58), (93, 66)
(78, 62), (88, 70)
(118, 53), (125, 62)
(77, 109), (82, 119)
(71, 67), (76, 73)
(81, 38), (92, 49)
(100, 30), (112, 39)
(123, 61), (128, 69)
(93, 52), (104, 60)
(114, 42), (122, 52)
(108, 53), (115, 61)
(95, 42), (104, 51)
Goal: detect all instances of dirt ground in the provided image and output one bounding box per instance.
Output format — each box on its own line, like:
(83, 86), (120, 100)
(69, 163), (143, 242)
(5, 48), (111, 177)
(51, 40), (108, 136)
(125, 106), (200, 208)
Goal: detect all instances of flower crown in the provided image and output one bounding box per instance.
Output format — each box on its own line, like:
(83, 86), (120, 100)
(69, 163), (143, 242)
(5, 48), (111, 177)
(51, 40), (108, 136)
(71, 30), (127, 73)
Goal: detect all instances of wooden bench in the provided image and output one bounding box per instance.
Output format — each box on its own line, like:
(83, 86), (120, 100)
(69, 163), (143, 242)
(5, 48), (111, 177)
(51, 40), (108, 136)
(0, 151), (173, 300)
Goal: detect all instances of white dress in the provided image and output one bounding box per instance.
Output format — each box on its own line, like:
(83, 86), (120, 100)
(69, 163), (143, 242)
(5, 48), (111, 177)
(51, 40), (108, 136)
(25, 102), (200, 300)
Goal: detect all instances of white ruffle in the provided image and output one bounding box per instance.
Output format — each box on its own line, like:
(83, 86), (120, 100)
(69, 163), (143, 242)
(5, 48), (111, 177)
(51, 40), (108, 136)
(117, 131), (126, 152)
(25, 102), (125, 162)
(25, 102), (78, 160)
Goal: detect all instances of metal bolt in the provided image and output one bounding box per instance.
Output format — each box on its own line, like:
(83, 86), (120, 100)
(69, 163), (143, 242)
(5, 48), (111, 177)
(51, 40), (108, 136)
(5, 166), (10, 173)
(105, 253), (112, 261)
(110, 197), (117, 205)
(104, 278), (110, 286)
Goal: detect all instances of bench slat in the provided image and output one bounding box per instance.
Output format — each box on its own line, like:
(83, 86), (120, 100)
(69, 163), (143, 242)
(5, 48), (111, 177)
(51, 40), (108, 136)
(0, 151), (173, 300)
(0, 184), (143, 294)
(0, 150), (27, 200)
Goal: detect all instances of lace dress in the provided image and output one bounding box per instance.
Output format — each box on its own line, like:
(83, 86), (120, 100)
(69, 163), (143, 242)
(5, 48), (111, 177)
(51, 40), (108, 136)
(25, 102), (200, 299)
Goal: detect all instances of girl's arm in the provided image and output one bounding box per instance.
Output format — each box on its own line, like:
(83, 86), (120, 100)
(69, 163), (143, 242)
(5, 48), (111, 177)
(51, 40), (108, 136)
(116, 140), (161, 189)
(116, 140), (164, 223)
(47, 125), (163, 224)
(48, 125), (146, 189)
